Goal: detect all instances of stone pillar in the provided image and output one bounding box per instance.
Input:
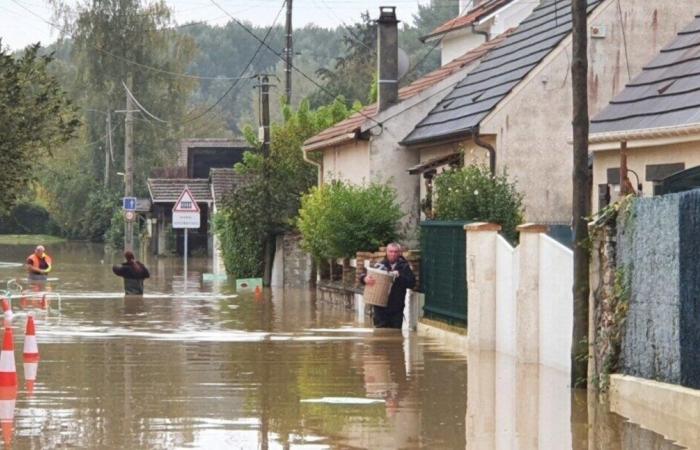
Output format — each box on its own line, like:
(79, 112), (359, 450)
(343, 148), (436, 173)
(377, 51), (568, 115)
(516, 223), (548, 364)
(465, 222), (502, 351)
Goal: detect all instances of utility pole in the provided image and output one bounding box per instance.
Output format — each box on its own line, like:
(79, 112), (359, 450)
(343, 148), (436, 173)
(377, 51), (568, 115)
(259, 74), (274, 286)
(124, 76), (135, 253)
(571, 0), (591, 387)
(284, 0), (293, 103)
(104, 112), (112, 188)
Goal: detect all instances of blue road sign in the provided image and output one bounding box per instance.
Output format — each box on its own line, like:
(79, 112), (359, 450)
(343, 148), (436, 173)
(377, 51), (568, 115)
(123, 197), (137, 211)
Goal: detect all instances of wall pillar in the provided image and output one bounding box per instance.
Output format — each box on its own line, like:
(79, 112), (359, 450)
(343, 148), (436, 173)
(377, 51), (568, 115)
(465, 222), (502, 350)
(516, 223), (548, 363)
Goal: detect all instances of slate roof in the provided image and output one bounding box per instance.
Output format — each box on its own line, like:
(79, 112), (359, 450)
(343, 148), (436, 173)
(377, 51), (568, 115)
(209, 168), (252, 205)
(591, 14), (700, 136)
(402, 0), (602, 146)
(422, 0), (515, 42)
(303, 33), (509, 151)
(147, 179), (213, 203)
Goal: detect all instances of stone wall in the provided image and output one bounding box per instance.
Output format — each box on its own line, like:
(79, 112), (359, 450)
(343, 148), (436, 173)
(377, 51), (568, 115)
(271, 233), (313, 288)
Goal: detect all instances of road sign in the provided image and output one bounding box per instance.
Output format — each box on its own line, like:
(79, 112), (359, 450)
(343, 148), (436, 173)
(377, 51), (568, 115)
(172, 186), (200, 229)
(123, 197), (137, 211)
(124, 210), (136, 222)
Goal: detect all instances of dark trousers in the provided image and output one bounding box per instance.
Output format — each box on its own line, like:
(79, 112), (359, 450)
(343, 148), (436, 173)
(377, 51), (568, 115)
(372, 306), (403, 329)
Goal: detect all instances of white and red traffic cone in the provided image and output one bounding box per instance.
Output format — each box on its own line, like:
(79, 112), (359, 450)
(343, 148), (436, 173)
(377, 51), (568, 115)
(23, 315), (39, 396)
(0, 385), (16, 447)
(1, 298), (12, 321)
(0, 328), (17, 388)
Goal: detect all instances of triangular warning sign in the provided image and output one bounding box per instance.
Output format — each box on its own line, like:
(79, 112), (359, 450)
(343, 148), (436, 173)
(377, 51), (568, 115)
(173, 186), (200, 212)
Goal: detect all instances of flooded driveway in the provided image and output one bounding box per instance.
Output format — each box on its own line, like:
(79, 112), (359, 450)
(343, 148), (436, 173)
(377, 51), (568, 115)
(0, 242), (686, 449)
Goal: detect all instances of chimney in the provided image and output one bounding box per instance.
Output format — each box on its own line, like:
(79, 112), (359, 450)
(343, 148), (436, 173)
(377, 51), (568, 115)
(377, 6), (399, 112)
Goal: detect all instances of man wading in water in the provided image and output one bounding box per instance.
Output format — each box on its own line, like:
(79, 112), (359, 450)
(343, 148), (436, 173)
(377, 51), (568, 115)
(112, 251), (150, 295)
(360, 243), (416, 329)
(26, 245), (53, 281)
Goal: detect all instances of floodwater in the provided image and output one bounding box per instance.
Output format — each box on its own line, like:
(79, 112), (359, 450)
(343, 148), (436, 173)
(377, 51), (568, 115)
(0, 241), (688, 449)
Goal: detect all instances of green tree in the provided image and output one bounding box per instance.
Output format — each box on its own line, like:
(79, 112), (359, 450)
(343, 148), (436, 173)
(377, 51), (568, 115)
(0, 43), (79, 215)
(297, 181), (403, 261)
(433, 165), (524, 242)
(215, 98), (352, 277)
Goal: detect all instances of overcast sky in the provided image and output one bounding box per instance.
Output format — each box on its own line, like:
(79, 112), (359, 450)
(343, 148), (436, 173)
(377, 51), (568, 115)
(1, 0), (431, 51)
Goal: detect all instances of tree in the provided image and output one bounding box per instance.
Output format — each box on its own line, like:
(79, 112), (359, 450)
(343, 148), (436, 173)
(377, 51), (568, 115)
(215, 98), (352, 277)
(0, 43), (79, 215)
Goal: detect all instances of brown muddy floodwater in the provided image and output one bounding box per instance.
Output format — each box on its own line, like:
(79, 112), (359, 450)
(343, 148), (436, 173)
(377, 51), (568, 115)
(0, 242), (687, 449)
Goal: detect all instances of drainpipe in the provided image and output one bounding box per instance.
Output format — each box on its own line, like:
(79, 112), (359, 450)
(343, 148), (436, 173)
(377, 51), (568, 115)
(302, 149), (323, 187)
(471, 23), (489, 43)
(474, 127), (496, 175)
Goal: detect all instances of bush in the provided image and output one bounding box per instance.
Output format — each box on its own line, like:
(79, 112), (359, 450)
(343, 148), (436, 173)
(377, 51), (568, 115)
(433, 165), (524, 242)
(0, 201), (60, 235)
(297, 180), (403, 260)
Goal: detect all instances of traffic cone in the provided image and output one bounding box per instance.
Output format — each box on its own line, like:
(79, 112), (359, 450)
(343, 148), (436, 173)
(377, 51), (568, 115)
(0, 328), (16, 388)
(1, 299), (12, 321)
(254, 285), (262, 300)
(40, 294), (48, 310)
(23, 361), (37, 397)
(23, 315), (39, 362)
(0, 386), (16, 447)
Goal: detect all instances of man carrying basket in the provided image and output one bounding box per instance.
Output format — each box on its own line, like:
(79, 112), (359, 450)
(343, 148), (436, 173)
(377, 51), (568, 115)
(360, 243), (416, 329)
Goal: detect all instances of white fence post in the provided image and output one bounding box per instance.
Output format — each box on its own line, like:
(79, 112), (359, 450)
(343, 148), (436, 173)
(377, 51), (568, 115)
(516, 224), (548, 364)
(465, 222), (502, 351)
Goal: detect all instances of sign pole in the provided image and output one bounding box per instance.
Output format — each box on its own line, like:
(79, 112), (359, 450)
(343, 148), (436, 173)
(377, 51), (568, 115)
(184, 228), (188, 288)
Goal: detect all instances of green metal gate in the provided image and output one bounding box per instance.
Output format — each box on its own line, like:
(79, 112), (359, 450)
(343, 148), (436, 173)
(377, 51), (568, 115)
(420, 221), (470, 326)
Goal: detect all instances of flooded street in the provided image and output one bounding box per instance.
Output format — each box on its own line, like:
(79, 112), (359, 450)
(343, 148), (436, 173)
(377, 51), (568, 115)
(0, 242), (686, 449)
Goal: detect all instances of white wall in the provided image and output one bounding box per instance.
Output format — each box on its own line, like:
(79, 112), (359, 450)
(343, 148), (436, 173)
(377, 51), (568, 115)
(495, 235), (517, 356)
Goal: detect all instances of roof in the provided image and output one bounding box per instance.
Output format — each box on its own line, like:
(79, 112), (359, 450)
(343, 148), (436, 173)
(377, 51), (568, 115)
(422, 0), (514, 42)
(147, 179), (213, 203)
(402, 0), (602, 146)
(303, 33), (509, 152)
(209, 168), (252, 205)
(590, 14), (700, 140)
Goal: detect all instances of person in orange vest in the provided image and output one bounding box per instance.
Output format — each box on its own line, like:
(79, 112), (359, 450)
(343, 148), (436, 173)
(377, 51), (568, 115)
(26, 245), (53, 281)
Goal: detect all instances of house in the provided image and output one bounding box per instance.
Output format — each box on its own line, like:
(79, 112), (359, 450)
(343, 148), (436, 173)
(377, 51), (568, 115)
(146, 138), (251, 256)
(422, 0), (537, 66)
(302, 7), (508, 245)
(401, 0), (698, 229)
(590, 13), (700, 210)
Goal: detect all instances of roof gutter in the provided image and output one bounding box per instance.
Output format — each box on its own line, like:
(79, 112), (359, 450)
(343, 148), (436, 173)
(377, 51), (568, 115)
(473, 126), (496, 175)
(302, 132), (357, 152)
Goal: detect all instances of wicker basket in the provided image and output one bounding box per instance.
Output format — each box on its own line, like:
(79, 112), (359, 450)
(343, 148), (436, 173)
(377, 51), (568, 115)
(363, 267), (396, 307)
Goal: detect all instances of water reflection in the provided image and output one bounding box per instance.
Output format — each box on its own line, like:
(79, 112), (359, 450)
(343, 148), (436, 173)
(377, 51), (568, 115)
(466, 350), (684, 449)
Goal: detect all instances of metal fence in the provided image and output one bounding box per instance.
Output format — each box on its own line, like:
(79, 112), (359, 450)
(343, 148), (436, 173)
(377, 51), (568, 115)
(420, 221), (470, 326)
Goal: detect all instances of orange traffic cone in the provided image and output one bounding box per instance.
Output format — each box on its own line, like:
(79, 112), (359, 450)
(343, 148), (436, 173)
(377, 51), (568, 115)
(254, 285), (262, 300)
(0, 328), (16, 388)
(0, 386), (16, 447)
(1, 299), (12, 321)
(40, 294), (48, 310)
(23, 315), (39, 397)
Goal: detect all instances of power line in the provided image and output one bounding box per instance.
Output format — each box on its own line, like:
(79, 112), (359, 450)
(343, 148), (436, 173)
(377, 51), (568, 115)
(208, 0), (384, 129)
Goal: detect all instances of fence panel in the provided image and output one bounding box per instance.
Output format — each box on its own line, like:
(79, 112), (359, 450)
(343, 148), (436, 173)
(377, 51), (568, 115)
(538, 235), (574, 373)
(420, 221), (471, 325)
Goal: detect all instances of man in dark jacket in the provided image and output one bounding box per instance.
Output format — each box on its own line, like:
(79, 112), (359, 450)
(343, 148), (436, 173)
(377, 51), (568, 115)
(112, 251), (150, 295)
(361, 243), (416, 329)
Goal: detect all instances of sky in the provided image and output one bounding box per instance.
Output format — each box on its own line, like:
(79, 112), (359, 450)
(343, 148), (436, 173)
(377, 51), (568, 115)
(0, 0), (432, 51)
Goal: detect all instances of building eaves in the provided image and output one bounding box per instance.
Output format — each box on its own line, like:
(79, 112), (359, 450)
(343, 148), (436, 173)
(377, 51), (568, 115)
(590, 14), (700, 139)
(403, 0), (602, 147)
(302, 33), (510, 153)
(421, 0), (514, 42)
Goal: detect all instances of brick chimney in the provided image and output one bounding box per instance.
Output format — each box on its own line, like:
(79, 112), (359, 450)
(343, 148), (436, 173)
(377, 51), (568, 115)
(377, 6), (399, 112)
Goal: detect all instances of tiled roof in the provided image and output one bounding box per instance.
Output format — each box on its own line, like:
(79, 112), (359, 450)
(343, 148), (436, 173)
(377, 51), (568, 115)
(402, 0), (602, 146)
(302, 33), (509, 151)
(591, 15), (700, 136)
(147, 179), (213, 203)
(422, 0), (514, 42)
(209, 168), (252, 205)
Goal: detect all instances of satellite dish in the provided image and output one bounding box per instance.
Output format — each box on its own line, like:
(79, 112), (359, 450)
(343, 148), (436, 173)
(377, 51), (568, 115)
(398, 48), (410, 79)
